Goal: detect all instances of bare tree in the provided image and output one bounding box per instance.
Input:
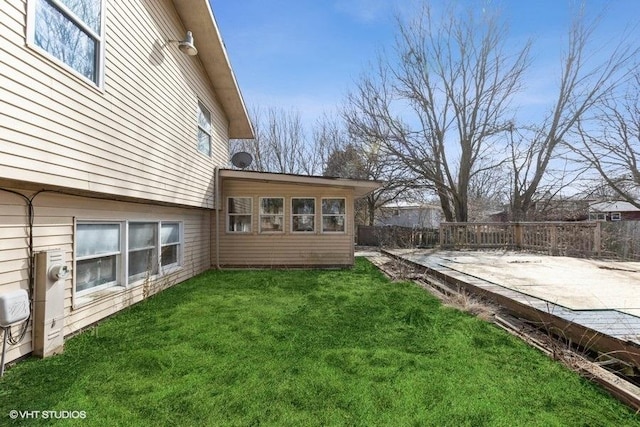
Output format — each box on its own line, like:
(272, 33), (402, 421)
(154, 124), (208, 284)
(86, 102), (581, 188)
(343, 3), (530, 222)
(508, 8), (638, 220)
(231, 106), (308, 174)
(573, 74), (640, 208)
(303, 113), (349, 176)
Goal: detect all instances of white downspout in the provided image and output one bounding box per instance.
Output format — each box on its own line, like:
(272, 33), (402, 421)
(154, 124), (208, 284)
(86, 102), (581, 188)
(214, 167), (221, 269)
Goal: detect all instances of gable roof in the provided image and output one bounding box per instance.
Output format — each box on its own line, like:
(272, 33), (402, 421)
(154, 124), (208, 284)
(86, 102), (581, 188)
(219, 169), (382, 198)
(172, 0), (253, 139)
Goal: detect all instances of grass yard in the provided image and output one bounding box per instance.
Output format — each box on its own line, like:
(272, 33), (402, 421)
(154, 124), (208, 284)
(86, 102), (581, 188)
(1, 258), (638, 426)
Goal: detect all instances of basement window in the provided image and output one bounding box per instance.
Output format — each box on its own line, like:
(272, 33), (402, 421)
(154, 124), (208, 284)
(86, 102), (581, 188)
(76, 222), (122, 293)
(128, 222), (158, 282)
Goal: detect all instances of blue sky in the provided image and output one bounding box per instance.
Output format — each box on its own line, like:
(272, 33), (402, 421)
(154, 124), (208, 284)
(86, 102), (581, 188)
(210, 0), (640, 129)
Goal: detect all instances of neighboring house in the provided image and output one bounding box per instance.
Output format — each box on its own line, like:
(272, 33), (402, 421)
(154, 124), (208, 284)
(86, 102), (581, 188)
(376, 202), (442, 228)
(589, 201), (640, 221)
(0, 0), (379, 365)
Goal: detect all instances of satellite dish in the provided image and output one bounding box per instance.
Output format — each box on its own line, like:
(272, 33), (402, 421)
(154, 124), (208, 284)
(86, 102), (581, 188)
(231, 152), (253, 169)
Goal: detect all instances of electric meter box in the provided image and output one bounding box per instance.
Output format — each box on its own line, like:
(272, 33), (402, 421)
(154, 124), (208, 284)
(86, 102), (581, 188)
(0, 289), (29, 327)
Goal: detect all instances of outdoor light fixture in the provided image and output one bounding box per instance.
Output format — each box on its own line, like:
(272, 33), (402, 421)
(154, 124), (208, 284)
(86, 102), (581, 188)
(168, 31), (198, 56)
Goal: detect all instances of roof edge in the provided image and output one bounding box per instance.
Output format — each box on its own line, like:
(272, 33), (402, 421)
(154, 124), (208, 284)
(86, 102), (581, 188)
(219, 169), (382, 198)
(172, 0), (254, 139)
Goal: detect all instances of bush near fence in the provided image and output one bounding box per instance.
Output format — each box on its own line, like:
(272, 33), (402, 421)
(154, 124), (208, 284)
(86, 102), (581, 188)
(357, 225), (439, 248)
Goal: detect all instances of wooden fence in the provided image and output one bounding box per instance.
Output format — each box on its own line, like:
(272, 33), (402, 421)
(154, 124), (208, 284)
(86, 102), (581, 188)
(360, 221), (639, 260)
(439, 222), (602, 257)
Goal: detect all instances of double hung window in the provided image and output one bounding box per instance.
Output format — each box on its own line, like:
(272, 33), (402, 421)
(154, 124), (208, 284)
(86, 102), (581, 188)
(228, 198), (252, 232)
(322, 198), (346, 233)
(30, 0), (105, 86)
(260, 198), (284, 233)
(197, 101), (212, 156)
(291, 198), (315, 233)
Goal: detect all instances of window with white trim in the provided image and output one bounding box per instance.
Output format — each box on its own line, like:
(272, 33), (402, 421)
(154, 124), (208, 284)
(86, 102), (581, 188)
(228, 197), (252, 232)
(260, 198), (284, 233)
(197, 101), (212, 156)
(322, 198), (346, 233)
(29, 0), (105, 86)
(76, 223), (122, 293)
(128, 222), (158, 282)
(75, 221), (183, 295)
(291, 198), (315, 233)
(161, 222), (181, 267)
(611, 212), (621, 221)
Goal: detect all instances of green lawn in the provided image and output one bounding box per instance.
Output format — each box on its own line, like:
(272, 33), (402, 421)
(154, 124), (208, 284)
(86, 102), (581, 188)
(1, 258), (638, 426)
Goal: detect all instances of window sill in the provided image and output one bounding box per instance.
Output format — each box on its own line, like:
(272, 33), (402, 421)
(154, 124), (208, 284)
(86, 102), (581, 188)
(73, 285), (127, 310)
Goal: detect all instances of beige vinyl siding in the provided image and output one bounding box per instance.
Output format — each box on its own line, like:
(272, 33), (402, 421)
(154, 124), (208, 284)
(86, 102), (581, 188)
(0, 188), (211, 364)
(214, 179), (355, 267)
(0, 0), (228, 208)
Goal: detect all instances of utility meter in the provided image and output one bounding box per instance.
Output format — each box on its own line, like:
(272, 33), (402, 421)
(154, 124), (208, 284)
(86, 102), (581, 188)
(48, 264), (69, 282)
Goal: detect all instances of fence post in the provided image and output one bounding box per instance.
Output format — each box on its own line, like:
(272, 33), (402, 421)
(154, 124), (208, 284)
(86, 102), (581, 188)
(550, 225), (558, 255)
(593, 221), (601, 257)
(514, 223), (523, 249)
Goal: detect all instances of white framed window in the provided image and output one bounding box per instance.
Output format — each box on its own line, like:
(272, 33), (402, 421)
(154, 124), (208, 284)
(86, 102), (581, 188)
(75, 222), (122, 294)
(128, 222), (158, 282)
(589, 213), (607, 221)
(228, 197), (252, 232)
(291, 198), (315, 233)
(611, 212), (621, 221)
(161, 222), (181, 268)
(197, 101), (212, 157)
(260, 197), (284, 233)
(75, 220), (183, 296)
(322, 198), (346, 233)
(27, 0), (105, 87)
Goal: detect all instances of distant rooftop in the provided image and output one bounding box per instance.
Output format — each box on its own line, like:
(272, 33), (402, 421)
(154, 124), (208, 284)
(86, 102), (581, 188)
(589, 200), (640, 212)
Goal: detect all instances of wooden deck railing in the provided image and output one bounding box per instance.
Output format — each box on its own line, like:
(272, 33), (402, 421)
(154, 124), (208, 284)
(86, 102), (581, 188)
(439, 222), (602, 257)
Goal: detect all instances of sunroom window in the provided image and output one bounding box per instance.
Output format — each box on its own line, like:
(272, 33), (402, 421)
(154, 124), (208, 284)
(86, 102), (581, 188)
(322, 198), (346, 233)
(228, 197), (252, 232)
(76, 223), (121, 293)
(260, 198), (284, 233)
(30, 0), (104, 86)
(292, 198), (315, 233)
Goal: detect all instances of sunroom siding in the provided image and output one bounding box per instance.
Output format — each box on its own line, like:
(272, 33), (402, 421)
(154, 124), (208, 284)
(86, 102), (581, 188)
(214, 178), (355, 267)
(0, 0), (228, 208)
